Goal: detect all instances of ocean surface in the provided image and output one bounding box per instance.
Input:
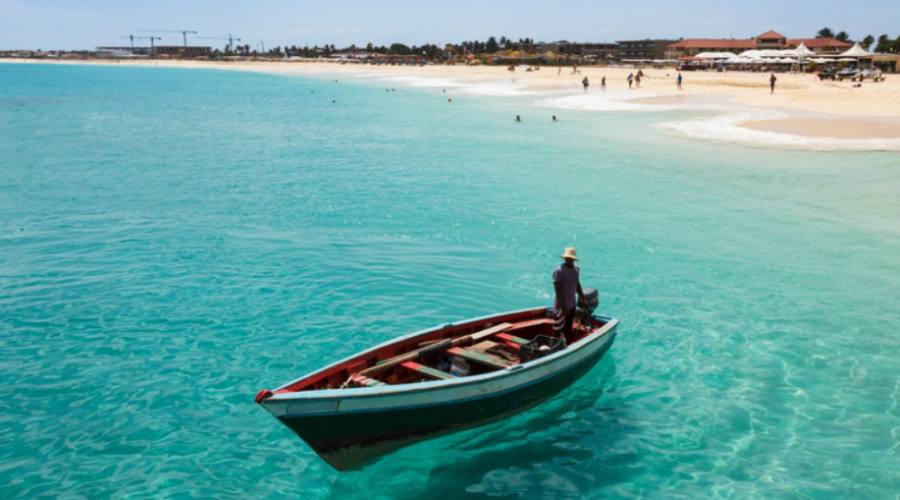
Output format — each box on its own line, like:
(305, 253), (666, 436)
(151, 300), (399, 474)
(1, 62), (898, 498)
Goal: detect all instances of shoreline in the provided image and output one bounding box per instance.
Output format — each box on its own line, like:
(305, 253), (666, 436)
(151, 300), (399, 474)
(4, 57), (900, 151)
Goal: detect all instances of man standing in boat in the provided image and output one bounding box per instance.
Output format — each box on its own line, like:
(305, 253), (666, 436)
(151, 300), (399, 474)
(553, 247), (584, 342)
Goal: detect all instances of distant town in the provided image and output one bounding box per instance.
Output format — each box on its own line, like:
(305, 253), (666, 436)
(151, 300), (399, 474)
(3, 28), (899, 71)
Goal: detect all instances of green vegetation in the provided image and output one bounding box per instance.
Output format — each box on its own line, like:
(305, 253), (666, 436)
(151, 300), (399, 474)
(874, 34), (900, 53)
(201, 35), (537, 60)
(815, 27), (900, 53)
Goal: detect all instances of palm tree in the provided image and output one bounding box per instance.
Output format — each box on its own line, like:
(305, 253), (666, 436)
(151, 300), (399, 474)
(861, 35), (875, 50)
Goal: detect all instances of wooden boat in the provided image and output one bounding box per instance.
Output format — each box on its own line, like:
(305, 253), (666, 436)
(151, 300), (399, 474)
(255, 297), (619, 470)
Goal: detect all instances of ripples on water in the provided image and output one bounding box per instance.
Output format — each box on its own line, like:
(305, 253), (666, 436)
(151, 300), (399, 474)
(1, 63), (898, 498)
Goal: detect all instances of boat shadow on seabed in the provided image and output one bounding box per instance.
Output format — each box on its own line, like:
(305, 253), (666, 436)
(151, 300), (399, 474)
(325, 357), (632, 499)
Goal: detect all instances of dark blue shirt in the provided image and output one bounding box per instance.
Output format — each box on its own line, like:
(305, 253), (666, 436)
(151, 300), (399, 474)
(553, 264), (580, 312)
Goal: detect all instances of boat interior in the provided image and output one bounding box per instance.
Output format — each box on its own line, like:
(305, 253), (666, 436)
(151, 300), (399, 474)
(273, 307), (609, 393)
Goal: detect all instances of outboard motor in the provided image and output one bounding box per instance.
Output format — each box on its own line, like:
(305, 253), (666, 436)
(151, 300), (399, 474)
(578, 287), (600, 325)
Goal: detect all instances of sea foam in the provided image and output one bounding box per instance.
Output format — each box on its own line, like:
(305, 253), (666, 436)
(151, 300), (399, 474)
(535, 91), (722, 113)
(657, 110), (900, 152)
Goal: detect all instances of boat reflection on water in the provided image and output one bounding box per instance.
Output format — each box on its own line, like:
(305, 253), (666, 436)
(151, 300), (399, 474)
(327, 359), (624, 497)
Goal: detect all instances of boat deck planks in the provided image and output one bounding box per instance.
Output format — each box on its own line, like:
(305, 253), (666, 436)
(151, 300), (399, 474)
(350, 374), (385, 387)
(401, 361), (455, 380)
(495, 332), (530, 346)
(446, 346), (513, 369)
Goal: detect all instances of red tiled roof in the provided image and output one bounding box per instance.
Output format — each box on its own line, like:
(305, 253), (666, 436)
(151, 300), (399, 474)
(787, 38), (852, 48)
(667, 36), (853, 51)
(667, 39), (756, 49)
(757, 30), (786, 39)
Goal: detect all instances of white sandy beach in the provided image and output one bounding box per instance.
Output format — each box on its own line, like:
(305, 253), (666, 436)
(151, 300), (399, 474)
(5, 58), (900, 150)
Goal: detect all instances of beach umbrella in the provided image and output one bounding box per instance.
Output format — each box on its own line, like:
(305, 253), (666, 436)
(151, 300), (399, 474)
(837, 57), (858, 62)
(740, 50), (762, 58)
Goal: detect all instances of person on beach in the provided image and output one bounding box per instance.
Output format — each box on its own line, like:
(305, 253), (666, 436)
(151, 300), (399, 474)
(635, 72), (642, 88)
(601, 76), (606, 90)
(627, 73), (634, 88)
(582, 76), (590, 91)
(677, 73), (683, 90)
(553, 247), (584, 343)
(770, 73), (777, 94)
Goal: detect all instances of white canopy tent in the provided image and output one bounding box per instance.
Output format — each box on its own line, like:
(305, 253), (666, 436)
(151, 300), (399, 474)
(839, 43), (871, 58)
(794, 43), (814, 57)
(694, 51), (739, 60)
(740, 48), (804, 59)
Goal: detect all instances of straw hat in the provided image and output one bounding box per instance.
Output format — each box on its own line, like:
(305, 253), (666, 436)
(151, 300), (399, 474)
(560, 247), (578, 260)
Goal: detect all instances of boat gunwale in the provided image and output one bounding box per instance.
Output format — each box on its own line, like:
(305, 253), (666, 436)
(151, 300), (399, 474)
(265, 307), (619, 402)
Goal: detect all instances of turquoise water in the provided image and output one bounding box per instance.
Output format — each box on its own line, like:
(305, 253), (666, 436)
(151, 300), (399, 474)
(1, 62), (898, 498)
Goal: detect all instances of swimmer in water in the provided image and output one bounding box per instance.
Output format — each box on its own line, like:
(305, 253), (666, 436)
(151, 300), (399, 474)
(552, 115), (557, 122)
(516, 115), (522, 122)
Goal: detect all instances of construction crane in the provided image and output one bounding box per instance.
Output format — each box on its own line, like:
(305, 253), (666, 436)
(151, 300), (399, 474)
(142, 29), (198, 48)
(122, 34), (136, 49)
(133, 35), (162, 56)
(196, 34), (242, 52)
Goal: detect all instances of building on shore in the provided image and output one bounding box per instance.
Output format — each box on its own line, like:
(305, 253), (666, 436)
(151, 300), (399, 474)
(665, 30), (852, 59)
(95, 45), (211, 59)
(616, 39), (677, 61)
(535, 42), (620, 63)
(96, 47), (148, 58)
(872, 53), (900, 72)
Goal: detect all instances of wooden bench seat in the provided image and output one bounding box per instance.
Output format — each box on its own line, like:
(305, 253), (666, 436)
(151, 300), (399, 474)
(496, 332), (530, 346)
(495, 333), (530, 350)
(447, 346), (513, 370)
(401, 361), (455, 380)
(508, 318), (554, 332)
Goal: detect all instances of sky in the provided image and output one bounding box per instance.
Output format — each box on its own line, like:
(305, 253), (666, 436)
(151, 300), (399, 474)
(1, 0), (898, 51)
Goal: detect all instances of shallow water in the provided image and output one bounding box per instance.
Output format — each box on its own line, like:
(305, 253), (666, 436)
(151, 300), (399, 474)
(1, 63), (898, 498)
